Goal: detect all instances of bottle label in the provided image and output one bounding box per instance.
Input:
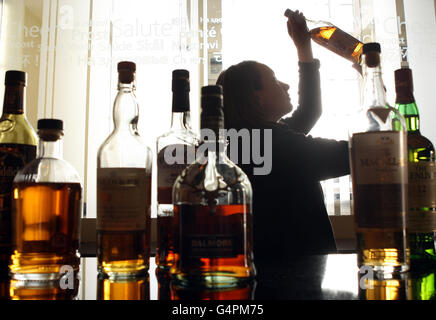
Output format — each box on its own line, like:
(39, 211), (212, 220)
(97, 168), (151, 231)
(181, 234), (241, 258)
(328, 28), (361, 58)
(351, 131), (407, 185)
(0, 144), (36, 248)
(157, 144), (194, 204)
(408, 162), (436, 207)
(407, 162), (436, 232)
(351, 131), (408, 228)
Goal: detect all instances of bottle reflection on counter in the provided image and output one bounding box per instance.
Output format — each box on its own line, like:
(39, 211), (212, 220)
(97, 273), (150, 300)
(9, 274), (80, 300)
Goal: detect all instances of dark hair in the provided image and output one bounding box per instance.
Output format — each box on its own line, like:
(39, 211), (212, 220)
(216, 61), (275, 129)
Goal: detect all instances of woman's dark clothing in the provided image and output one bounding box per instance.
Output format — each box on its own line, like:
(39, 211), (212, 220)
(237, 60), (350, 261)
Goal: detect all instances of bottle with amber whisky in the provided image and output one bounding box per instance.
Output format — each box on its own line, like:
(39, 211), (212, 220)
(97, 61), (153, 277)
(171, 85), (256, 288)
(394, 65), (436, 265)
(156, 69), (199, 270)
(349, 43), (409, 273)
(0, 71), (37, 271)
(284, 9), (363, 65)
(10, 119), (82, 281)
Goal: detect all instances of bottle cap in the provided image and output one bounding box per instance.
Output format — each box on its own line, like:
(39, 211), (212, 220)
(172, 69), (190, 92)
(201, 85), (224, 120)
(394, 67), (414, 98)
(118, 61), (136, 84)
(5, 70), (26, 86)
(37, 119), (63, 130)
(362, 42), (381, 54)
(172, 69), (190, 112)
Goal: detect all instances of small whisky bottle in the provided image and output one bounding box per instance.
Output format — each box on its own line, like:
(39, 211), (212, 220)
(394, 65), (436, 265)
(97, 61), (153, 277)
(10, 119), (82, 281)
(171, 85), (256, 288)
(156, 70), (199, 270)
(349, 43), (409, 273)
(0, 71), (37, 270)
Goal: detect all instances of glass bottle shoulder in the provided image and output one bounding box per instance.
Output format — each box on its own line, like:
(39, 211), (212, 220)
(14, 156), (82, 184)
(97, 129), (152, 169)
(157, 127), (199, 151)
(0, 114), (37, 146)
(173, 153), (252, 205)
(408, 132), (435, 162)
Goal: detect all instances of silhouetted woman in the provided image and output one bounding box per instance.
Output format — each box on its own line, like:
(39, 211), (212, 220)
(216, 10), (350, 261)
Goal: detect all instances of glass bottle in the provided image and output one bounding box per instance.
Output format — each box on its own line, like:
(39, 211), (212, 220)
(0, 71), (37, 270)
(284, 9), (363, 65)
(171, 85), (256, 288)
(349, 43), (409, 274)
(97, 61), (153, 277)
(10, 119), (82, 281)
(394, 65), (436, 265)
(156, 69), (199, 270)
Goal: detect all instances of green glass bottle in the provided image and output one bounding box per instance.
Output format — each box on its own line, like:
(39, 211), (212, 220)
(394, 65), (436, 266)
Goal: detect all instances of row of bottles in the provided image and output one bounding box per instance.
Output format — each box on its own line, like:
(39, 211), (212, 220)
(0, 62), (256, 293)
(350, 43), (436, 273)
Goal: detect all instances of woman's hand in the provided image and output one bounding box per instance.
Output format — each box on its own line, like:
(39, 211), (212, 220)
(286, 10), (314, 62)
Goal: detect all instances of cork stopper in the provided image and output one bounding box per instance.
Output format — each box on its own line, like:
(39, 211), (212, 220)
(362, 42), (381, 68)
(284, 9), (293, 18)
(201, 85), (224, 131)
(394, 67), (413, 93)
(37, 119), (64, 141)
(117, 61), (136, 84)
(5, 70), (26, 86)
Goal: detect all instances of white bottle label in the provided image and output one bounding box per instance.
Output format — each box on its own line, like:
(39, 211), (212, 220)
(97, 168), (151, 231)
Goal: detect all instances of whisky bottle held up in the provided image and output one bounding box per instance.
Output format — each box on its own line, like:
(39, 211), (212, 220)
(394, 65), (436, 265)
(97, 61), (153, 277)
(10, 119), (82, 281)
(156, 69), (199, 270)
(349, 43), (409, 273)
(171, 85), (256, 289)
(0, 71), (37, 271)
(285, 9), (363, 65)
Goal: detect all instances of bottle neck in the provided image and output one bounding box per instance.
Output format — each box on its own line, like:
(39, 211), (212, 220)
(2, 85), (25, 114)
(362, 61), (388, 109)
(113, 81), (139, 133)
(37, 130), (63, 159)
(396, 101), (420, 132)
(170, 111), (191, 131)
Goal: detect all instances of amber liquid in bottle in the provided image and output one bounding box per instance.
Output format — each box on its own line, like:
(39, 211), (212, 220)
(97, 172), (152, 275)
(173, 204), (253, 286)
(10, 182), (82, 276)
(310, 26), (363, 64)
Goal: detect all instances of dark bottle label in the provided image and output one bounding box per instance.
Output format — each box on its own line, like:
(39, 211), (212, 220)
(0, 144), (36, 253)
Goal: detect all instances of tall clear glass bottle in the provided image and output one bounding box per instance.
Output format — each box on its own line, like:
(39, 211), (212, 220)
(156, 69), (199, 270)
(97, 61), (152, 277)
(394, 65), (436, 265)
(10, 119), (82, 281)
(284, 9), (363, 65)
(171, 85), (256, 288)
(349, 43), (409, 274)
(0, 71), (37, 270)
